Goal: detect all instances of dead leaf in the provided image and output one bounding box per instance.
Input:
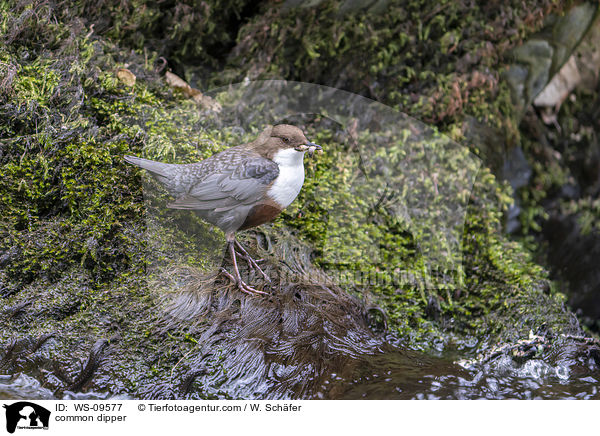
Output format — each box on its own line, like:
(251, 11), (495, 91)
(116, 68), (136, 87)
(165, 71), (221, 112)
(165, 71), (191, 95)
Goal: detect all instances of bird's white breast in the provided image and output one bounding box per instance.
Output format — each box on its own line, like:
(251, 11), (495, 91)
(268, 148), (305, 208)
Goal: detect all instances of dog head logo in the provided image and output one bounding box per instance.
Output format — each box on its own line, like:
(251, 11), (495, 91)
(3, 402), (50, 433)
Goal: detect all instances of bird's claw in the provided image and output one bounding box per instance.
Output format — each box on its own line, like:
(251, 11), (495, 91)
(234, 242), (272, 283)
(236, 252), (272, 283)
(239, 282), (268, 296)
(219, 268), (268, 296)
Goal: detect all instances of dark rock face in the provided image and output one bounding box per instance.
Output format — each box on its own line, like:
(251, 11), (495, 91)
(544, 215), (600, 324)
(503, 145), (532, 234)
(500, 6), (600, 333)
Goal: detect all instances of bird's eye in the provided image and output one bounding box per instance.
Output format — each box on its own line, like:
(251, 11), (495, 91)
(282, 137), (290, 143)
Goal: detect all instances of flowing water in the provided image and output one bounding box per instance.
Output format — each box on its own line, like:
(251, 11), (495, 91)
(316, 348), (600, 399)
(2, 343), (598, 400)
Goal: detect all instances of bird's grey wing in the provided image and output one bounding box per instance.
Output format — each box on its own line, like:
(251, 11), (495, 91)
(167, 154), (279, 211)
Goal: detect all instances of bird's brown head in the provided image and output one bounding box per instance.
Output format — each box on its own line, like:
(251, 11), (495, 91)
(251, 124), (322, 158)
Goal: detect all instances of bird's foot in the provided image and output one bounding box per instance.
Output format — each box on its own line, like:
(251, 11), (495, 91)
(236, 252), (272, 283)
(219, 268), (268, 296)
(234, 241), (272, 283)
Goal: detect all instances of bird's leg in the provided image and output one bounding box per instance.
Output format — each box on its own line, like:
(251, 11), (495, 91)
(219, 268), (252, 294)
(225, 238), (267, 296)
(234, 240), (271, 283)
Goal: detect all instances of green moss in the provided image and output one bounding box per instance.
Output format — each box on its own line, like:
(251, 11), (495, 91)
(13, 62), (60, 106)
(56, 0), (250, 72)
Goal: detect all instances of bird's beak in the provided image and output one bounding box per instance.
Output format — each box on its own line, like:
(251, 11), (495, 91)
(306, 141), (322, 157)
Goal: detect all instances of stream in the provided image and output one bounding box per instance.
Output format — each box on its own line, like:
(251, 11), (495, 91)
(2, 342), (598, 400)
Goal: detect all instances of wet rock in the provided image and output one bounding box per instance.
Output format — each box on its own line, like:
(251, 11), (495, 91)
(502, 146), (532, 233)
(503, 145), (532, 191)
(510, 39), (554, 106)
(504, 64), (530, 112)
(504, 2), (598, 117)
(543, 215), (600, 324)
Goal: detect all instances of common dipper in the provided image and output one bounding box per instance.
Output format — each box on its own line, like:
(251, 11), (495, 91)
(125, 124), (321, 295)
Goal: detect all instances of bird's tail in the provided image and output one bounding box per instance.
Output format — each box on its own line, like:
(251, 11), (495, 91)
(124, 155), (171, 178)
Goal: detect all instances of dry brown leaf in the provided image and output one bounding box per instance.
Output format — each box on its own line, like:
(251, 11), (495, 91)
(165, 71), (192, 95)
(116, 68), (136, 87)
(165, 71), (221, 112)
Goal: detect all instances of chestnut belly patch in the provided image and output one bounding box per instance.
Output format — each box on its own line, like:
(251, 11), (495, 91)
(239, 203), (283, 230)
